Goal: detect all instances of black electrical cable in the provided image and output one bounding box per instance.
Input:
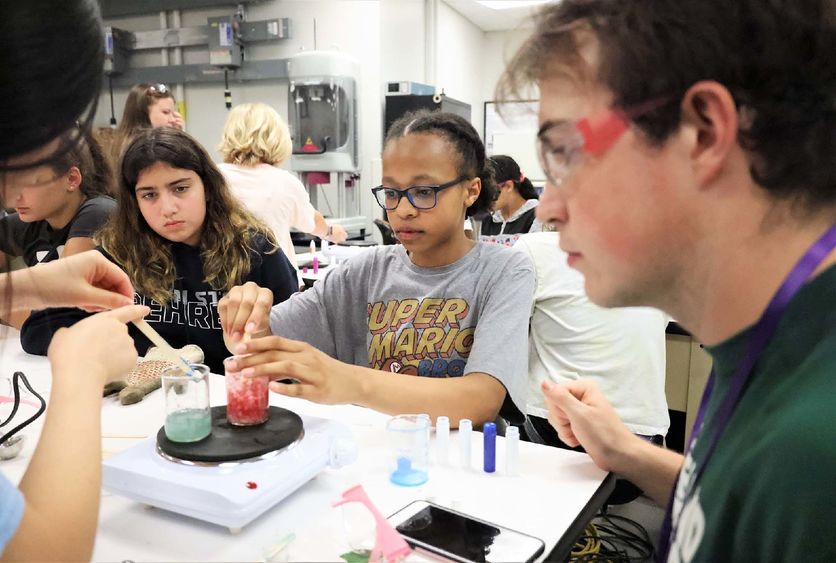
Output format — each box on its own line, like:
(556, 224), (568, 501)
(567, 507), (656, 563)
(0, 372), (47, 445)
(109, 74), (117, 127)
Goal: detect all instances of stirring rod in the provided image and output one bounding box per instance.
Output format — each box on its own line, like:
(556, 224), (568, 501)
(131, 320), (195, 375)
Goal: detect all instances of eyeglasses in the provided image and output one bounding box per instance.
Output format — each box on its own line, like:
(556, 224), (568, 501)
(536, 97), (671, 186)
(372, 176), (468, 210)
(147, 83), (170, 96)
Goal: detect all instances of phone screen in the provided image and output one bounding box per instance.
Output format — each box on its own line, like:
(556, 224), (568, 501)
(394, 503), (545, 563)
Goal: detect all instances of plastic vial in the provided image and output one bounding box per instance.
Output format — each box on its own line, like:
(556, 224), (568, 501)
(459, 419), (472, 470)
(436, 416), (450, 465)
(483, 422), (496, 473)
(506, 426), (520, 476)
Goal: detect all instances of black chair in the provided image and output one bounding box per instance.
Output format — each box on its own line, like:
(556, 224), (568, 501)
(374, 219), (399, 245)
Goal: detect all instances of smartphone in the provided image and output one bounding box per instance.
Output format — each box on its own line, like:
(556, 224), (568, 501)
(388, 500), (546, 563)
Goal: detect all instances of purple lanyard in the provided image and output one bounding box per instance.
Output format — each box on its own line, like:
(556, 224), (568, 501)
(657, 224), (836, 563)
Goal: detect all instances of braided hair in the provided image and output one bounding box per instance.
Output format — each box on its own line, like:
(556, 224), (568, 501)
(385, 111), (496, 218)
(47, 128), (115, 198)
(490, 155), (539, 200)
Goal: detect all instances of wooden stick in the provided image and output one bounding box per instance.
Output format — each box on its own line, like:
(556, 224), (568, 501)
(131, 319), (194, 375)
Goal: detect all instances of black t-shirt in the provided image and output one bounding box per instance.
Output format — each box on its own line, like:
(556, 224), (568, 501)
(20, 234), (298, 373)
(0, 196), (116, 265)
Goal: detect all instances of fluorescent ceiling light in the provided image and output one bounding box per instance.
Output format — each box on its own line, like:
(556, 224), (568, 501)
(477, 0), (551, 10)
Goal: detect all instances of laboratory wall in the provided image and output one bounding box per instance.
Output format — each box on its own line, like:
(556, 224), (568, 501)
(94, 0), (534, 234)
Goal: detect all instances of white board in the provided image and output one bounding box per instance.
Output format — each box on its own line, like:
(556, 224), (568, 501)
(484, 100), (545, 183)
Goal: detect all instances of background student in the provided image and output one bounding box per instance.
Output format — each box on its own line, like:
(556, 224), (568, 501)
(514, 230), (669, 504)
(480, 154), (541, 238)
(218, 102), (347, 274)
(21, 128), (298, 373)
(0, 128), (116, 327)
(109, 82), (184, 164)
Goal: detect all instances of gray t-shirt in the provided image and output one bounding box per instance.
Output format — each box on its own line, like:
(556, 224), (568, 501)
(269, 243), (535, 422)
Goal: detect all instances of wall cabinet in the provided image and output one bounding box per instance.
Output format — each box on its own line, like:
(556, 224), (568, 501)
(665, 330), (712, 448)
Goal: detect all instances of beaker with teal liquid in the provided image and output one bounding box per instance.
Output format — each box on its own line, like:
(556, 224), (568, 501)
(162, 364), (211, 443)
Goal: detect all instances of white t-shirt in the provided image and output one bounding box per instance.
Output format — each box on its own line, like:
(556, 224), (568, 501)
(514, 232), (670, 436)
(218, 162), (317, 270)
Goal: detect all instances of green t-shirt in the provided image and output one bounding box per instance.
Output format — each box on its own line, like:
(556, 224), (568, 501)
(667, 264), (836, 563)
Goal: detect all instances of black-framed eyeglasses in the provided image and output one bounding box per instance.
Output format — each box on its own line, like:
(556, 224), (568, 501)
(147, 83), (170, 96)
(371, 176), (468, 210)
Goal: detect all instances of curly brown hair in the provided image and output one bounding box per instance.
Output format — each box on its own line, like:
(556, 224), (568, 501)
(97, 127), (277, 305)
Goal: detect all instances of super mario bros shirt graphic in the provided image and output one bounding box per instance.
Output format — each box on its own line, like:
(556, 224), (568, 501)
(367, 297), (474, 377)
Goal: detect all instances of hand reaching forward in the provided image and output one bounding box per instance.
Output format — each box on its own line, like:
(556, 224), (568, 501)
(228, 335), (360, 405)
(218, 281), (274, 345)
(48, 305), (150, 385)
(13, 251), (134, 312)
(541, 379), (637, 473)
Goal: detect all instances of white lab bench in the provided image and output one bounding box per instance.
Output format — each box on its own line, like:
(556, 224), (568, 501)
(0, 330), (612, 562)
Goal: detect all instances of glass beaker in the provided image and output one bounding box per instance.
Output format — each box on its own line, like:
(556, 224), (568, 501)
(386, 414), (430, 486)
(224, 356), (270, 426)
(162, 364), (211, 443)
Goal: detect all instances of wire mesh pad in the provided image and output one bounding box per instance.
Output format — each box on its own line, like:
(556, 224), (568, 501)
(157, 406), (304, 463)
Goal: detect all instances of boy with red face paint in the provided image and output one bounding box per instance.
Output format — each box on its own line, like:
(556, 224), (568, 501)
(499, 1), (836, 561)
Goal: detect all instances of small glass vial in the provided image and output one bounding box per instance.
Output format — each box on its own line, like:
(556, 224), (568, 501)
(162, 363), (211, 443)
(224, 356), (270, 426)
